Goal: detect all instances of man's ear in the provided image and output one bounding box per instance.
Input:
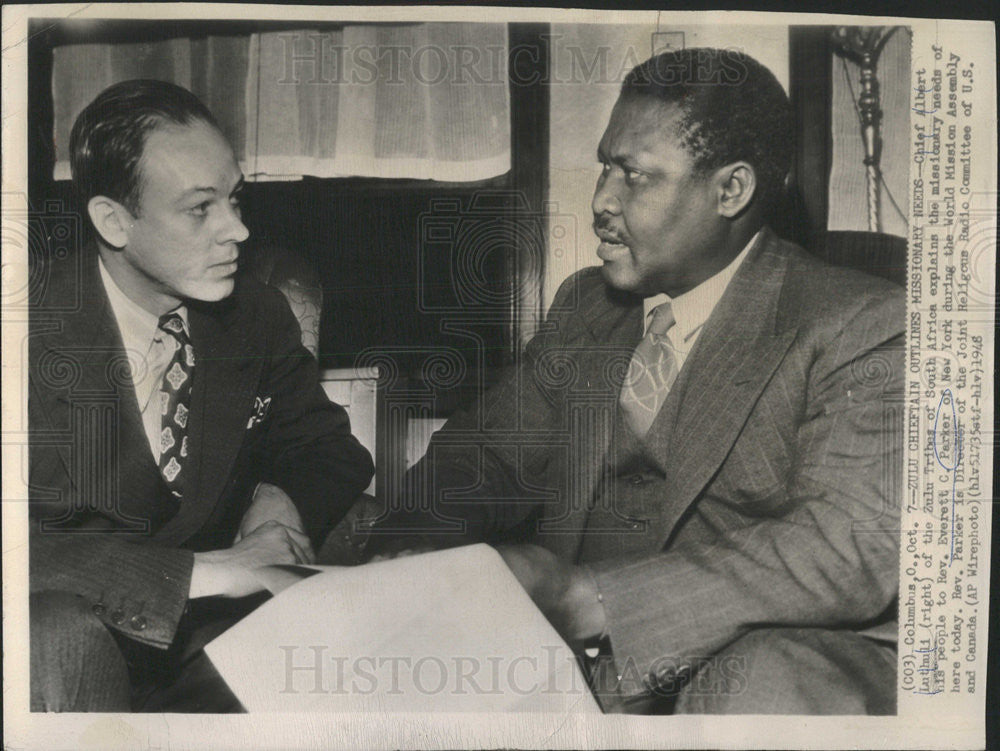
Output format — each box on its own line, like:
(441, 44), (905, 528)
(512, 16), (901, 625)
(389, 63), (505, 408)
(715, 162), (757, 218)
(87, 196), (133, 249)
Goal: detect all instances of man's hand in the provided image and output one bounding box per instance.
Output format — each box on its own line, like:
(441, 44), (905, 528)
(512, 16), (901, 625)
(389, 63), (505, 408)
(367, 547), (434, 562)
(235, 482), (314, 563)
(495, 544), (607, 650)
(190, 520), (314, 599)
(366, 535), (437, 562)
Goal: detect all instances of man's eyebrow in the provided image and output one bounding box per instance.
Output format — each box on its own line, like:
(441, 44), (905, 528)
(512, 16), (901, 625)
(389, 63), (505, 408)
(177, 186), (217, 202)
(597, 148), (637, 168)
(176, 176), (244, 202)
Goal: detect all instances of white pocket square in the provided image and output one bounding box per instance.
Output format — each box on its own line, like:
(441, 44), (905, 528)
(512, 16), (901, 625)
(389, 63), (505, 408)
(247, 396), (272, 429)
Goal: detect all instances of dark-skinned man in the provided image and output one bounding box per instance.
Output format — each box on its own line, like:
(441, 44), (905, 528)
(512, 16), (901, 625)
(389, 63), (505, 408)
(369, 48), (903, 715)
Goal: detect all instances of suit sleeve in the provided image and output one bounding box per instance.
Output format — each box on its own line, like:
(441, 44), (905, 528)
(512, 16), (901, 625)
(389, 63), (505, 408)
(29, 523), (193, 649)
(588, 292), (904, 697)
(366, 272), (589, 554)
(257, 286), (374, 546)
(27, 359), (194, 649)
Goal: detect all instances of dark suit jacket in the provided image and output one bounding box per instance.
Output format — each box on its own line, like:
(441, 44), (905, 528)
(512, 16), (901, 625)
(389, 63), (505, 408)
(371, 229), (904, 699)
(29, 248), (374, 649)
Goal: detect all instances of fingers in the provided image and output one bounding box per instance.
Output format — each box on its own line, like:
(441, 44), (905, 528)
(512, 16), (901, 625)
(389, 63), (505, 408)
(370, 549), (409, 562)
(284, 534), (312, 565)
(247, 520), (314, 565)
(368, 552), (402, 562)
(369, 546), (432, 562)
(285, 536), (308, 565)
(283, 526), (316, 564)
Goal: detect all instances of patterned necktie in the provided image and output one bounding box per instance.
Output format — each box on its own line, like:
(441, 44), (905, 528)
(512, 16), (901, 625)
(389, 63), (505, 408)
(620, 302), (678, 436)
(157, 312), (195, 499)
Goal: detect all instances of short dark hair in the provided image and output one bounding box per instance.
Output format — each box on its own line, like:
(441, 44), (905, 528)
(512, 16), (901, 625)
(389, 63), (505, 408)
(69, 79), (219, 215)
(620, 48), (792, 210)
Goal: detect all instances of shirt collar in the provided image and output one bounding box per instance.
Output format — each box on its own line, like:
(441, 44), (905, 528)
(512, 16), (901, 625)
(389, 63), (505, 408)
(98, 255), (188, 352)
(642, 230), (759, 342)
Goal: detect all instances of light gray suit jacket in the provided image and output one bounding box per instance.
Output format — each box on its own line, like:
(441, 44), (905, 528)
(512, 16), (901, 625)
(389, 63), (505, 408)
(372, 229), (904, 699)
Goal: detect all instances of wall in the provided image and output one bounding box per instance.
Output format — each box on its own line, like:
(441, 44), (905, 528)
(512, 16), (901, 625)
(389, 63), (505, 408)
(544, 23), (790, 311)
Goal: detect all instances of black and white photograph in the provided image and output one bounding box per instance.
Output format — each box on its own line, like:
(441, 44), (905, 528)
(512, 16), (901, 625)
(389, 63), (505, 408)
(2, 4), (995, 749)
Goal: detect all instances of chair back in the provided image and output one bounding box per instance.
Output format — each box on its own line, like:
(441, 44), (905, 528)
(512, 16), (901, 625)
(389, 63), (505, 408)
(810, 230), (907, 286)
(242, 243), (324, 356)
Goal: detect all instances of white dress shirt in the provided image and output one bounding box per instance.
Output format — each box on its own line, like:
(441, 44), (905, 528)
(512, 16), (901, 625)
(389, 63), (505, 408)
(99, 258), (189, 462)
(641, 231), (759, 374)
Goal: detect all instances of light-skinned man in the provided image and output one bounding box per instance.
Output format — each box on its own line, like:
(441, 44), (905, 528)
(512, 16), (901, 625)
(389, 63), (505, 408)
(29, 79), (374, 711)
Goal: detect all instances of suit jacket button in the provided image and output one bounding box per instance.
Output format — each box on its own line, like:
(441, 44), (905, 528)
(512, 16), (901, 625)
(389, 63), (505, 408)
(92, 603), (106, 616)
(623, 515), (644, 530)
(628, 474), (644, 486)
(110, 610), (125, 625)
(130, 615), (148, 631)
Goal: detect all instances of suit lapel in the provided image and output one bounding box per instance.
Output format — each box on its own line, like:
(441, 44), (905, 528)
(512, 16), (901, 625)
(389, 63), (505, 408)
(39, 253), (165, 529)
(534, 281), (641, 558)
(643, 231), (798, 543)
(153, 289), (262, 545)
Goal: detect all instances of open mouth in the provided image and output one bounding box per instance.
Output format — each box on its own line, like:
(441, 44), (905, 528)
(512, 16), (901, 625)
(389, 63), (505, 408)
(595, 228), (627, 247)
(596, 230), (629, 260)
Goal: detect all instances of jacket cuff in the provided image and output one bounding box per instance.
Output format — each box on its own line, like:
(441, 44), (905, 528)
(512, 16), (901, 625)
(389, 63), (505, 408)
(588, 557), (692, 700)
(31, 536), (194, 649)
(269, 445), (374, 547)
(126, 546), (195, 647)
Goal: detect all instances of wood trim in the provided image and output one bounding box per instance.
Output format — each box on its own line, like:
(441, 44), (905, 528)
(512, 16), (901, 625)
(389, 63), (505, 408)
(28, 20), (56, 210)
(788, 26), (834, 246)
(508, 23), (550, 357)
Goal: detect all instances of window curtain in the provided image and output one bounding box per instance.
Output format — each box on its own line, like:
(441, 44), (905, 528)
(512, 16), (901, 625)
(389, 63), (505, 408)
(52, 23), (510, 182)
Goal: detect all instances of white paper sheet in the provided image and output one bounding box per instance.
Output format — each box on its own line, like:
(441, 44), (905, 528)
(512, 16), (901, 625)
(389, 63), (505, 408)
(205, 544), (602, 713)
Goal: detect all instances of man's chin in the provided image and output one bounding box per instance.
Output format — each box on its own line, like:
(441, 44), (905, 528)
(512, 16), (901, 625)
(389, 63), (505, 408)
(599, 261), (640, 293)
(187, 279), (236, 303)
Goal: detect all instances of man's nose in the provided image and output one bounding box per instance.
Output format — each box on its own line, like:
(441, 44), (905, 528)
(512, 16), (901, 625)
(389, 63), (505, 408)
(591, 176), (622, 217)
(219, 203), (250, 245)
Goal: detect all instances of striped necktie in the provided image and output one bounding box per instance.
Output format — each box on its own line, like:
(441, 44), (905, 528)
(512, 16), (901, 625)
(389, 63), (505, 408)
(619, 302), (678, 436)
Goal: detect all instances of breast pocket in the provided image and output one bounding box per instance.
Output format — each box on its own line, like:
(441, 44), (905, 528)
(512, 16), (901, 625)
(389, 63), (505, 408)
(710, 423), (792, 514)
